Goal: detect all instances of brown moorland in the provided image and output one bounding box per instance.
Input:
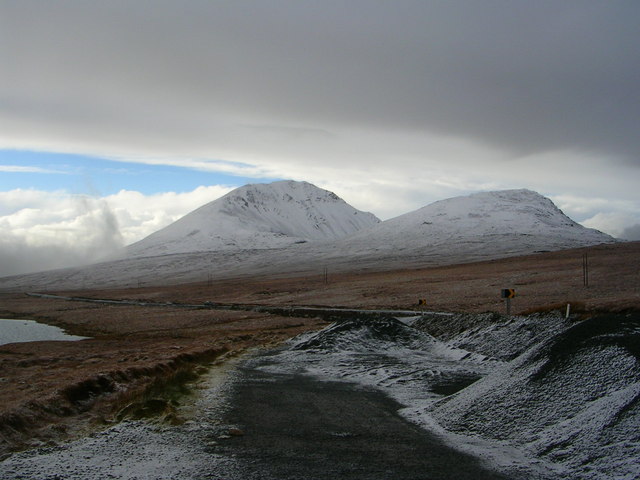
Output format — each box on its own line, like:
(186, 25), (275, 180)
(0, 240), (638, 457)
(67, 240), (639, 314)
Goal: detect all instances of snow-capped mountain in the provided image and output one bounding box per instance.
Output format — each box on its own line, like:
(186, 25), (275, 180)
(0, 186), (616, 291)
(328, 189), (614, 262)
(126, 180), (380, 257)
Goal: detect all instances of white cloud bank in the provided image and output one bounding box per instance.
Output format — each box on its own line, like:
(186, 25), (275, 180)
(582, 214), (640, 241)
(0, 186), (233, 276)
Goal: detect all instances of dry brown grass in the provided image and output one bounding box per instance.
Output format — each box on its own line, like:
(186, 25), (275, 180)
(0, 298), (326, 456)
(61, 241), (639, 315)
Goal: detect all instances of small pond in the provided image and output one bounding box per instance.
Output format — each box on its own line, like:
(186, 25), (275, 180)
(0, 319), (88, 346)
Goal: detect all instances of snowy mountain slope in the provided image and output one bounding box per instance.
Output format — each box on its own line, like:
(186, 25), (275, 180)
(328, 189), (614, 262)
(126, 180), (380, 257)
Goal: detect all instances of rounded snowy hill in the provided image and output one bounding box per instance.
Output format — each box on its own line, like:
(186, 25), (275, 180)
(332, 189), (614, 262)
(126, 180), (380, 257)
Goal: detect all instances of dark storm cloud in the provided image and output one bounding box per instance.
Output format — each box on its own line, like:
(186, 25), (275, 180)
(2, 0), (639, 162)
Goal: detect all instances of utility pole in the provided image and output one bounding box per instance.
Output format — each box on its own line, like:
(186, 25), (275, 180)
(582, 253), (589, 287)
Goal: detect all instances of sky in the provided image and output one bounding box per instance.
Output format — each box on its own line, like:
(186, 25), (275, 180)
(1, 1), (639, 276)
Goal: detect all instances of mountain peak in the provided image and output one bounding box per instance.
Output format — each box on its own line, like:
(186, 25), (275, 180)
(127, 180), (380, 257)
(220, 180), (343, 213)
(335, 188), (614, 263)
(415, 188), (577, 228)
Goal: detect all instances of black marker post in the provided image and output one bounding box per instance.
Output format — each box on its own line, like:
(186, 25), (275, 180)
(501, 288), (516, 316)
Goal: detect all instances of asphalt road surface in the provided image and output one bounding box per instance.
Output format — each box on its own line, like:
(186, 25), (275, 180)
(218, 365), (511, 480)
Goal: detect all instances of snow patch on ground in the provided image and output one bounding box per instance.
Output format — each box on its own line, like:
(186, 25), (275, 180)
(0, 421), (240, 480)
(428, 313), (640, 480)
(0, 355), (246, 479)
(255, 314), (640, 479)
(415, 313), (574, 361)
(1, 312), (637, 479)
(249, 317), (561, 478)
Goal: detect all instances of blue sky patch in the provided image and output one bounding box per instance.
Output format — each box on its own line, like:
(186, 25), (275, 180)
(0, 150), (279, 195)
